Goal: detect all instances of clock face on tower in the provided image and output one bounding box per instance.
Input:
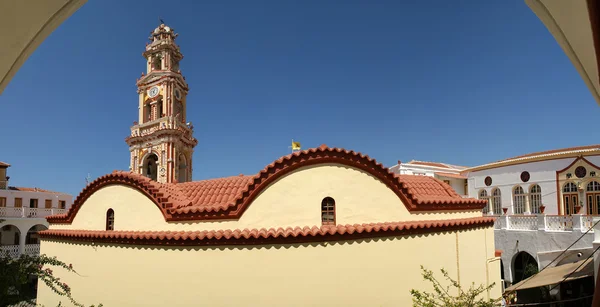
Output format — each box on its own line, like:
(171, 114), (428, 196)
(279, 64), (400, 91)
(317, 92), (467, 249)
(148, 86), (159, 98)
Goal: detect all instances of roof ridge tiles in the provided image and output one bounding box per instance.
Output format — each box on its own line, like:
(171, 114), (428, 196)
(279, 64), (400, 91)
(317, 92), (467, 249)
(39, 217), (495, 246)
(47, 147), (486, 224)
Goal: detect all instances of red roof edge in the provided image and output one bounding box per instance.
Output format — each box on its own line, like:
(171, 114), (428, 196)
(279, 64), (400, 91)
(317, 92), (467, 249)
(39, 217), (494, 246)
(47, 146), (487, 224)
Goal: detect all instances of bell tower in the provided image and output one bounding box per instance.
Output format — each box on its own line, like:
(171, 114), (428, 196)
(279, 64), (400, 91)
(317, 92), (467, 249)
(126, 23), (198, 183)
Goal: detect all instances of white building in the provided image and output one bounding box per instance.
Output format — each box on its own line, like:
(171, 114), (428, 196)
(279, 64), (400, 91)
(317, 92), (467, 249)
(462, 144), (600, 295)
(388, 160), (468, 197)
(0, 161), (72, 258)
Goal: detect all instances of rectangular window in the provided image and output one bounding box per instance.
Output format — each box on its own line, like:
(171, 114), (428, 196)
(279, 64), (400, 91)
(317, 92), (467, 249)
(14, 198), (22, 208)
(464, 182), (468, 195)
(443, 180), (451, 185)
(45, 199), (52, 208)
(59, 200), (66, 209)
(29, 199), (38, 208)
(0, 197), (5, 207)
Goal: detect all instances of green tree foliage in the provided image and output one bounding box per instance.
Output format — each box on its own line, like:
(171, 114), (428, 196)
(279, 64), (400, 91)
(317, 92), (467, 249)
(0, 251), (102, 307)
(410, 265), (500, 307)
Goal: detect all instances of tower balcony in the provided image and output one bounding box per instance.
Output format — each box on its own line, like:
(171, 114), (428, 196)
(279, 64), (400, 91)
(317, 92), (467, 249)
(127, 116), (196, 146)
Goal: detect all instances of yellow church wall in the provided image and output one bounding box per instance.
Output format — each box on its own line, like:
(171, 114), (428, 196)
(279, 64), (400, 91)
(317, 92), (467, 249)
(37, 226), (500, 307)
(52, 164), (482, 232)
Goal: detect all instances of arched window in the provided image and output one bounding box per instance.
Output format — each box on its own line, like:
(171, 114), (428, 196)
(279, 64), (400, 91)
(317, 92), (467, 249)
(321, 197), (335, 226)
(106, 209), (115, 231)
(586, 181), (600, 215)
(529, 185), (542, 214)
(562, 182), (578, 215)
(178, 154), (187, 183)
(479, 190), (490, 214)
(157, 99), (163, 118)
(152, 54), (162, 70)
(491, 188), (502, 215)
(145, 103), (152, 123)
(144, 154), (159, 181)
(513, 186), (526, 214)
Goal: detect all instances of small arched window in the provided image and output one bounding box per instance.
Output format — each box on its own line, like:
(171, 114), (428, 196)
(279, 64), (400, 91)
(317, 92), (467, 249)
(529, 184), (542, 214)
(106, 209), (115, 231)
(321, 197), (336, 226)
(152, 54), (162, 70)
(491, 188), (502, 215)
(513, 186), (526, 214)
(479, 190), (489, 214)
(563, 182), (578, 193)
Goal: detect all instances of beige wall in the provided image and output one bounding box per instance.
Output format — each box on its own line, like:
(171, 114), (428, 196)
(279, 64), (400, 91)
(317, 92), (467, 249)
(52, 164), (482, 232)
(38, 226), (501, 306)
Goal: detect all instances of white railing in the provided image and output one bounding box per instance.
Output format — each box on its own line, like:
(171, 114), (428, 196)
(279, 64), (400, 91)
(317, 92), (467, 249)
(545, 215), (573, 231)
(581, 215), (595, 232)
(23, 244), (40, 256)
(493, 214), (595, 233)
(507, 215), (537, 230)
(0, 207), (67, 218)
(0, 245), (20, 258)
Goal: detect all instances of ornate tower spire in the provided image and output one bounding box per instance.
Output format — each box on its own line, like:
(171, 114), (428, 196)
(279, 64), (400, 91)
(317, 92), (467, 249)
(125, 23), (198, 183)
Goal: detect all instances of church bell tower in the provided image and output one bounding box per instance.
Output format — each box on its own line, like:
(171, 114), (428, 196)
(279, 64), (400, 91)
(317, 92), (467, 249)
(125, 23), (198, 183)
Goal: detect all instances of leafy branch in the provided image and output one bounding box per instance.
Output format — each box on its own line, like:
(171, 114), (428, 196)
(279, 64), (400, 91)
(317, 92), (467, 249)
(410, 265), (500, 307)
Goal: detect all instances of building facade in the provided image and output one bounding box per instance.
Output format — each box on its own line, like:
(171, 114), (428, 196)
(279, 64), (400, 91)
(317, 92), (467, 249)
(389, 160), (468, 197)
(462, 145), (600, 295)
(36, 24), (501, 307)
(0, 161), (73, 258)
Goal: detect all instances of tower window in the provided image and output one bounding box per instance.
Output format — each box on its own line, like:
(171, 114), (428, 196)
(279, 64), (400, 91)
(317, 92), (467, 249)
(171, 58), (179, 71)
(321, 197), (336, 226)
(157, 99), (163, 118)
(152, 54), (162, 70)
(106, 209), (115, 231)
(144, 154), (159, 181)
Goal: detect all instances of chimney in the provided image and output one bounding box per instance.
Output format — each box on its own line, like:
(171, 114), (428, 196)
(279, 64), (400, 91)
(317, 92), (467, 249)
(397, 160), (402, 165)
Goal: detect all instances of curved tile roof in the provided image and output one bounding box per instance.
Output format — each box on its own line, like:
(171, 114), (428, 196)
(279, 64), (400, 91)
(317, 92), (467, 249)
(40, 217), (495, 246)
(47, 145), (486, 224)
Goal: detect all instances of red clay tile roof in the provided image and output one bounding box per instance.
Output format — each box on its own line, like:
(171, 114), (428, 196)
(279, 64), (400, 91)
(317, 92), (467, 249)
(176, 175), (254, 210)
(0, 161), (9, 167)
(39, 217), (495, 246)
(8, 186), (62, 194)
(434, 172), (467, 180)
(47, 146), (486, 224)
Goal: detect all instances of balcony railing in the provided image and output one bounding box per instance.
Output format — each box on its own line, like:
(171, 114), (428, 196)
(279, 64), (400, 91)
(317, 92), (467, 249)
(493, 214), (595, 233)
(0, 244), (40, 258)
(0, 207), (67, 218)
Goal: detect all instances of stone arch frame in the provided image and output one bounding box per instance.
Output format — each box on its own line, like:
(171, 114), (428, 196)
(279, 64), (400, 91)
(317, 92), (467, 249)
(0, 224), (21, 246)
(141, 151), (160, 181)
(25, 224), (48, 245)
(511, 251), (539, 284)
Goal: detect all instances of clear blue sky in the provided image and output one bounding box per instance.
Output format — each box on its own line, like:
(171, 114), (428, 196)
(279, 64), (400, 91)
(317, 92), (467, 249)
(1, 0), (599, 196)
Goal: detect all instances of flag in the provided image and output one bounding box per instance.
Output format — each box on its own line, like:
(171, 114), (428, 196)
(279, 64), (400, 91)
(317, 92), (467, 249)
(292, 141), (301, 151)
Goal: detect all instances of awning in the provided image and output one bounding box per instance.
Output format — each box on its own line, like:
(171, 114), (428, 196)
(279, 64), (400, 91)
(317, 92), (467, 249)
(434, 172), (467, 179)
(505, 258), (594, 292)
